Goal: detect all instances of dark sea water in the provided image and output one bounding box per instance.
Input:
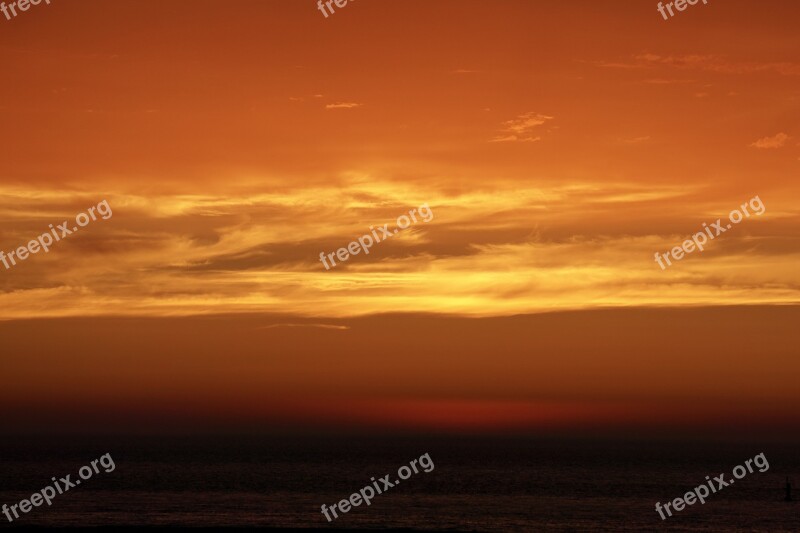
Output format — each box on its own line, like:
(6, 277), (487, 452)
(0, 434), (798, 531)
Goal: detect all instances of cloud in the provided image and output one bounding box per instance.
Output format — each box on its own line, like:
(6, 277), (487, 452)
(641, 78), (695, 84)
(325, 102), (362, 110)
(257, 323), (349, 330)
(596, 54), (800, 76)
(490, 135), (541, 143)
(750, 132), (789, 149)
(0, 179), (796, 321)
(490, 112), (553, 143)
(635, 54), (715, 67)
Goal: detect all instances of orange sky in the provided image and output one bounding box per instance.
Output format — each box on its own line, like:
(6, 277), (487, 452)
(1, 0), (798, 433)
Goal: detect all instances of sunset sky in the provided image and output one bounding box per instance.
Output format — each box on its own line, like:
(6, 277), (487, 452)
(1, 0), (798, 433)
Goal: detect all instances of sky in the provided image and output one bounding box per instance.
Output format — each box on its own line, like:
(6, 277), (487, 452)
(0, 0), (798, 433)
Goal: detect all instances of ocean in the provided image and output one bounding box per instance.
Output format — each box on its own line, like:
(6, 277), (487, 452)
(0, 434), (798, 531)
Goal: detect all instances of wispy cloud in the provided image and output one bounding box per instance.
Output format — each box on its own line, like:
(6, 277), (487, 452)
(597, 54), (800, 76)
(490, 112), (553, 143)
(642, 78), (696, 84)
(325, 102), (362, 110)
(257, 323), (350, 330)
(750, 132), (789, 149)
(0, 179), (796, 321)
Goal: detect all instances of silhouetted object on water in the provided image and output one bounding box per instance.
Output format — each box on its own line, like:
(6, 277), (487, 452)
(785, 477), (793, 502)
